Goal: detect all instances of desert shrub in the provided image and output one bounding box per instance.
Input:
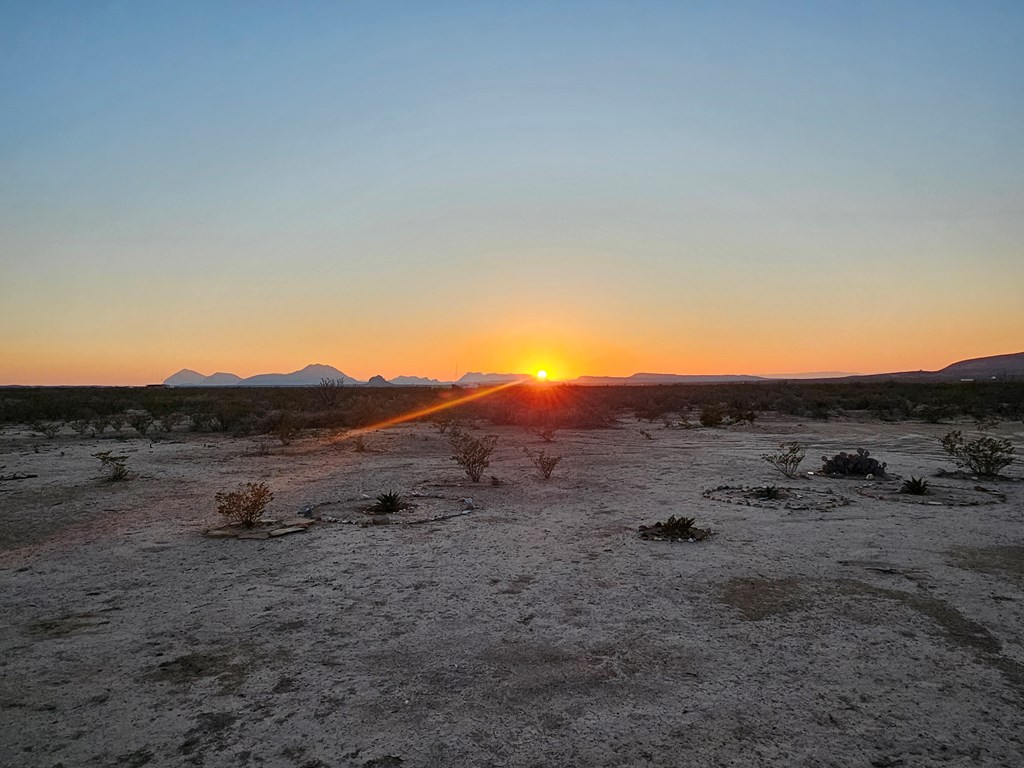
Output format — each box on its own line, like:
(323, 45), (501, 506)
(753, 485), (782, 500)
(268, 411), (300, 445)
(108, 414), (126, 433)
(126, 411), (155, 436)
(215, 482), (274, 527)
(639, 429), (653, 440)
(90, 415), (109, 436)
(317, 377), (344, 409)
(901, 477), (929, 495)
(450, 431), (498, 482)
(974, 416), (1000, 432)
(761, 441), (806, 478)
(727, 404), (756, 424)
(699, 404), (726, 427)
(524, 448), (562, 479)
(352, 434), (367, 452)
(159, 413), (184, 432)
(35, 421), (63, 439)
(69, 419), (91, 435)
(369, 491), (411, 515)
(820, 448), (888, 478)
(534, 425), (557, 442)
(93, 451), (129, 481)
(918, 404), (958, 424)
(940, 431), (1015, 477)
(658, 515), (696, 537)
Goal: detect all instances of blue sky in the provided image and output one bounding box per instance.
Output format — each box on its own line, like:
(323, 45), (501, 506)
(2, 1), (1022, 383)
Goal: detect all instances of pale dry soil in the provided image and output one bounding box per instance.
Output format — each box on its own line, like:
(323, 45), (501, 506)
(1, 416), (1023, 768)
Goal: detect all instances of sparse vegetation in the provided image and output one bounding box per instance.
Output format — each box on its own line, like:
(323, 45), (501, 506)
(524, 448), (562, 479)
(126, 411), (155, 436)
(317, 377), (345, 408)
(369, 491), (411, 515)
(940, 431), (1015, 477)
(821, 448), (888, 478)
(901, 476), (930, 495)
(93, 451), (129, 481)
(699, 404), (726, 427)
(761, 441), (806, 478)
(352, 434), (367, 452)
(215, 482), (274, 528)
(753, 485), (783, 500)
(450, 430), (498, 482)
(35, 421), (62, 439)
(534, 425), (557, 442)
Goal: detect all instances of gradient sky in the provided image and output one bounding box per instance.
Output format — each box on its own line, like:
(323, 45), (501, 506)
(2, 1), (1022, 384)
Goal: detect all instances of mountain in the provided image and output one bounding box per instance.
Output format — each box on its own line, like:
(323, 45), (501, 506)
(366, 375), (395, 387)
(456, 372), (533, 385)
(570, 373), (765, 385)
(203, 372), (243, 386)
(164, 364), (360, 387)
(241, 364), (358, 386)
(391, 375), (443, 386)
(164, 369), (207, 386)
(938, 351), (1024, 379)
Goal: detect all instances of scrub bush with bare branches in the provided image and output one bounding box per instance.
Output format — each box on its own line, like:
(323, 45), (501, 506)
(450, 430), (498, 482)
(524, 448), (562, 479)
(761, 442), (807, 478)
(215, 482), (274, 528)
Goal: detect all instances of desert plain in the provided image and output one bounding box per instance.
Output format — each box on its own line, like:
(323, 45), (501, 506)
(1, 412), (1022, 768)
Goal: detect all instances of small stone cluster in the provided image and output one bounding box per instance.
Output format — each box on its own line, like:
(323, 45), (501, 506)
(821, 448), (887, 478)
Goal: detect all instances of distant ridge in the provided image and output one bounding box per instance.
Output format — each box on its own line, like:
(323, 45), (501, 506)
(162, 351), (1024, 387)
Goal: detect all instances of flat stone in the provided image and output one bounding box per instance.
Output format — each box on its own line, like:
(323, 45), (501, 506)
(237, 531), (270, 540)
(280, 517), (316, 527)
(268, 526), (307, 537)
(205, 528), (239, 538)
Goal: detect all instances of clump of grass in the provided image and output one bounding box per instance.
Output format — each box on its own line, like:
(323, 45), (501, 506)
(215, 482), (274, 528)
(524, 448), (562, 479)
(753, 485), (782, 500)
(369, 491), (411, 515)
(940, 431), (1015, 477)
(761, 442), (806, 478)
(900, 476), (929, 495)
(93, 451), (129, 481)
(450, 429), (498, 483)
(352, 434), (367, 452)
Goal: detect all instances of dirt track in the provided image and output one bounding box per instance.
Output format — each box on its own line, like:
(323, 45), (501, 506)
(1, 416), (1022, 767)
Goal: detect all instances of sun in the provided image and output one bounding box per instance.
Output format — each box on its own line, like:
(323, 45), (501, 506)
(535, 369), (548, 381)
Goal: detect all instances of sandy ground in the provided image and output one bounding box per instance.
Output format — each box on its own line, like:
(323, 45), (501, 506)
(1, 415), (1023, 768)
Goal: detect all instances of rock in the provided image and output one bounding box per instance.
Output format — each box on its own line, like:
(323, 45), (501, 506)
(268, 526), (307, 537)
(462, 498), (475, 510)
(237, 531), (270, 540)
(280, 517), (316, 527)
(205, 528), (238, 538)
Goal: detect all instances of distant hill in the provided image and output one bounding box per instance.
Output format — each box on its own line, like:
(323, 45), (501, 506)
(391, 375), (443, 386)
(571, 372), (765, 385)
(456, 372), (533, 385)
(938, 351), (1024, 379)
(164, 364), (361, 387)
(162, 351), (1024, 388)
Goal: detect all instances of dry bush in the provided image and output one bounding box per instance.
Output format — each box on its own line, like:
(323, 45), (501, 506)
(450, 431), (498, 482)
(93, 451), (129, 481)
(215, 482), (274, 527)
(534, 425), (557, 442)
(317, 377), (344, 408)
(524, 448), (562, 479)
(761, 442), (806, 478)
(126, 411), (155, 436)
(699, 404), (726, 427)
(940, 431), (1015, 477)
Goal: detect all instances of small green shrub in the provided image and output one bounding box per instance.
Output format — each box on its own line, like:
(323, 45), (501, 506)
(369, 491), (411, 515)
(450, 431), (498, 482)
(940, 431), (1015, 477)
(93, 451), (129, 481)
(900, 476), (929, 495)
(761, 442), (806, 478)
(215, 482), (274, 528)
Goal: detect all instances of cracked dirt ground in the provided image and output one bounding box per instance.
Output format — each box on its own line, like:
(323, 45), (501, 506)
(1, 416), (1022, 767)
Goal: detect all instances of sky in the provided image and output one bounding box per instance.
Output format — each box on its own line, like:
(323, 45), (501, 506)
(1, 1), (1022, 385)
